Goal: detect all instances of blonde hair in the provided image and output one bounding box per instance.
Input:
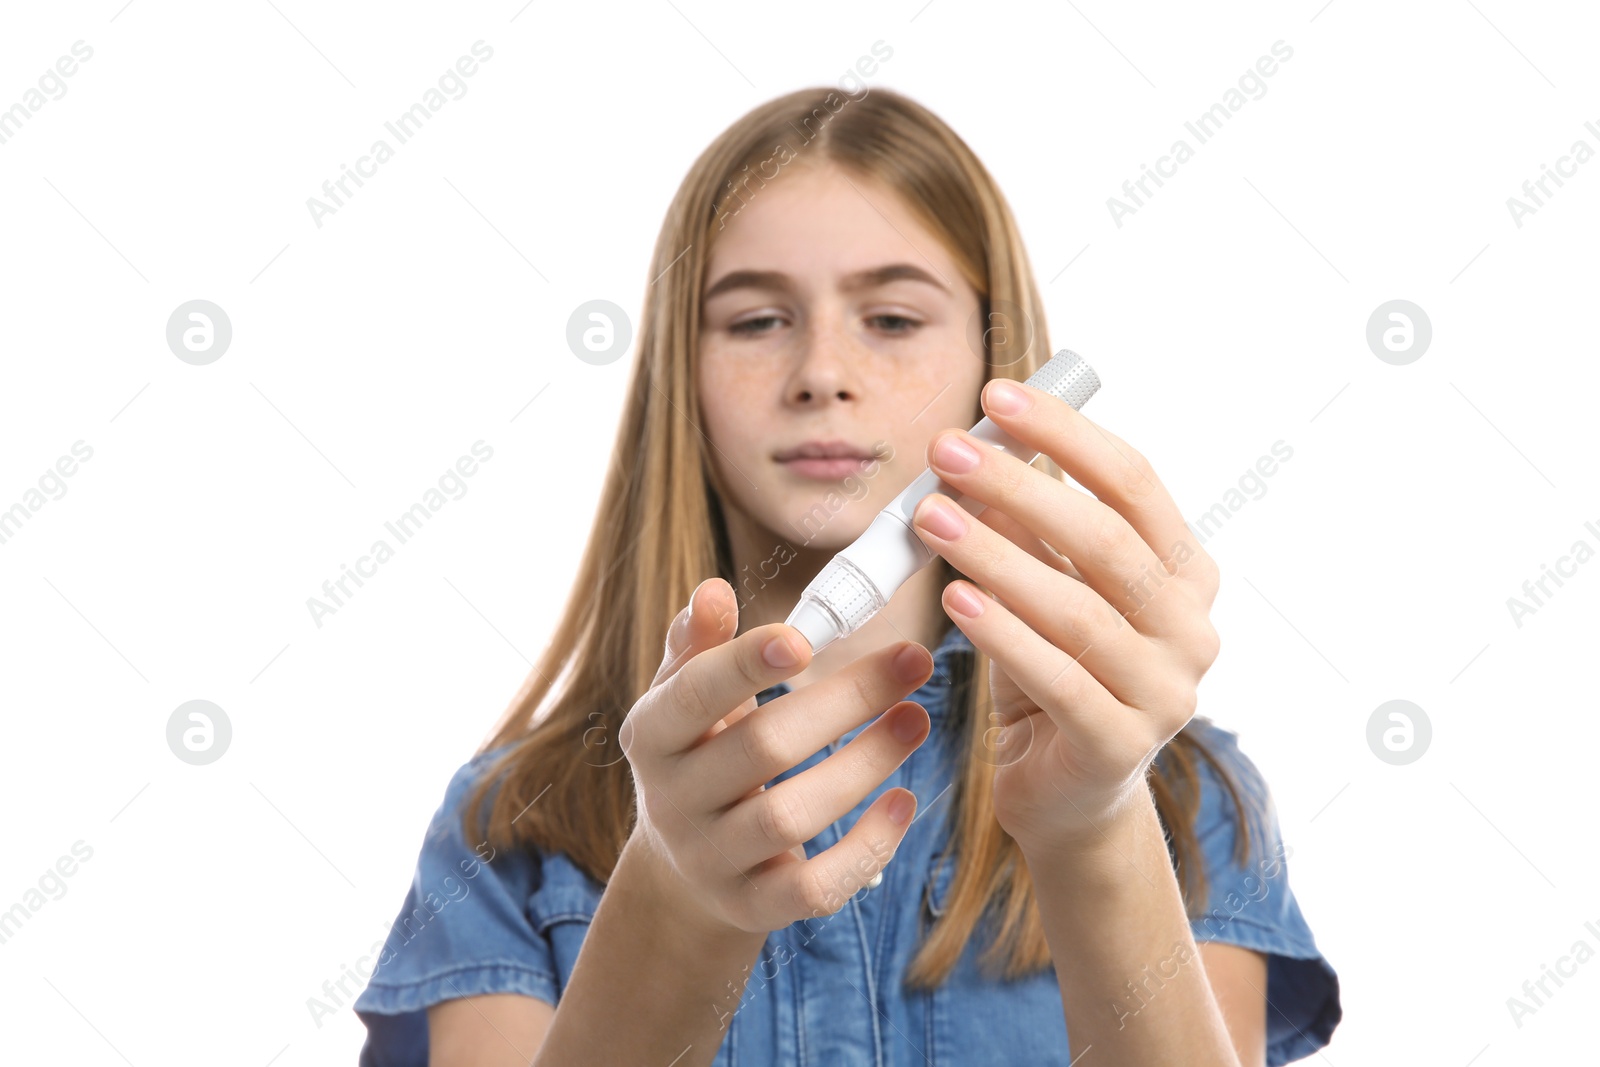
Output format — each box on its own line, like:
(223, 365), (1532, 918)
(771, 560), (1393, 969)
(464, 84), (1254, 988)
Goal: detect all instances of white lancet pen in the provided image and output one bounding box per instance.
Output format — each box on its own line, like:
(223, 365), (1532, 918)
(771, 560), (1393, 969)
(785, 348), (1101, 654)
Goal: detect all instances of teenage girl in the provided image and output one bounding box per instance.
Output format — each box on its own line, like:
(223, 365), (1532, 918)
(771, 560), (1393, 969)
(354, 85), (1341, 1066)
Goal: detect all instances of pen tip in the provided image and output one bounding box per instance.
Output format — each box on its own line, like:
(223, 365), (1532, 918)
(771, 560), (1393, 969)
(785, 597), (842, 655)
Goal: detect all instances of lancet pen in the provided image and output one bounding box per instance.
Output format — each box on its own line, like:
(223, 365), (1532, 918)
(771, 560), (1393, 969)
(784, 349), (1101, 654)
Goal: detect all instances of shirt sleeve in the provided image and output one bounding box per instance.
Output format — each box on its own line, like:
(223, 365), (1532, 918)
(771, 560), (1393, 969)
(352, 747), (564, 1065)
(1180, 719), (1343, 1066)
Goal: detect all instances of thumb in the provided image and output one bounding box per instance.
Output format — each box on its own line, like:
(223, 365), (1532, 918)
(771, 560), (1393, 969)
(652, 577), (736, 688)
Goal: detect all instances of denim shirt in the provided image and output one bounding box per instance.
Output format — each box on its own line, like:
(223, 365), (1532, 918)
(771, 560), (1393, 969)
(355, 623), (1341, 1065)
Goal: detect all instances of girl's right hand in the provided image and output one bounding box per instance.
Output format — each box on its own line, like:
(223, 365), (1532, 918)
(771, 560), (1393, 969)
(619, 576), (934, 936)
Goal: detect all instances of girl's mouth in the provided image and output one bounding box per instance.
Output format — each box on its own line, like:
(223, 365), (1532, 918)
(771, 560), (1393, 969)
(778, 456), (875, 480)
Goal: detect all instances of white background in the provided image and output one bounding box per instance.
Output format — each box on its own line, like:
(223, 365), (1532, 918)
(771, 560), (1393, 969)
(1, 0), (1596, 1063)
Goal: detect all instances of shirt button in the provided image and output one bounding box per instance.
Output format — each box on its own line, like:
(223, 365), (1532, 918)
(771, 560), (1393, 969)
(866, 870), (883, 889)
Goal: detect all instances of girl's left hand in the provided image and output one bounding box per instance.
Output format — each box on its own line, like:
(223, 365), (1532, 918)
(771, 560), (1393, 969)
(909, 376), (1222, 861)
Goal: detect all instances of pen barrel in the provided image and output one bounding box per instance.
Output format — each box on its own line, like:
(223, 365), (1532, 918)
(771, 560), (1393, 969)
(785, 349), (1101, 651)
(884, 414), (1029, 531)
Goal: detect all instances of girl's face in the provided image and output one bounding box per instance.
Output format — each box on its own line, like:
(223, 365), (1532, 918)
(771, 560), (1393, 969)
(697, 162), (988, 558)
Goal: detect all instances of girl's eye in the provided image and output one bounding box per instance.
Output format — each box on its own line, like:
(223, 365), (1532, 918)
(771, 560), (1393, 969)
(728, 313), (919, 336)
(870, 314), (920, 334)
(729, 315), (782, 336)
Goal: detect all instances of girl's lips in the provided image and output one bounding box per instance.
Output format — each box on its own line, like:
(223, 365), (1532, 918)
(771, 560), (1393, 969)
(778, 456), (874, 480)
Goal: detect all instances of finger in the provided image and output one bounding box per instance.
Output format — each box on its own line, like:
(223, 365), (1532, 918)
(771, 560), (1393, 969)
(643, 579), (772, 759)
(912, 491), (1166, 707)
(761, 785), (920, 924)
(978, 379), (1216, 585)
(716, 699), (929, 869)
(938, 577), (1141, 760)
(928, 425), (1189, 634)
(650, 619), (817, 755)
(970, 500), (1083, 581)
(682, 641), (932, 800)
(652, 577), (737, 690)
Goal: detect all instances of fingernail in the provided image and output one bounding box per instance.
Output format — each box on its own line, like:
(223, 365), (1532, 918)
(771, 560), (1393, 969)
(949, 583), (985, 618)
(916, 497), (966, 541)
(932, 434), (980, 474)
(986, 379), (1030, 416)
(890, 704), (924, 742)
(762, 635), (799, 669)
(892, 643), (929, 681)
(887, 790), (916, 825)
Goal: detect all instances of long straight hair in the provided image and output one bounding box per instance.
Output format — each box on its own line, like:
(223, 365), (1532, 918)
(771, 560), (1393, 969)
(463, 85), (1256, 987)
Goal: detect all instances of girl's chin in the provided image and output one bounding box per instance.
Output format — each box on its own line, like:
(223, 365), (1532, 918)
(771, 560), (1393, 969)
(774, 502), (872, 552)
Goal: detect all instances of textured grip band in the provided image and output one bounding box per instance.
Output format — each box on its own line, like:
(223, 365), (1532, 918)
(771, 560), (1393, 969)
(802, 556), (884, 635)
(1024, 349), (1100, 410)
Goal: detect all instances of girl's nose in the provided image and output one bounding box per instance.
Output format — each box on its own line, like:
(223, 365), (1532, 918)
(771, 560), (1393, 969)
(786, 329), (859, 405)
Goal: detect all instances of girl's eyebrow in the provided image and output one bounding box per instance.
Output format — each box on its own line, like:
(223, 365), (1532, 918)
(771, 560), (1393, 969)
(703, 263), (950, 301)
